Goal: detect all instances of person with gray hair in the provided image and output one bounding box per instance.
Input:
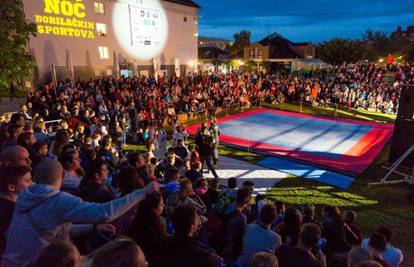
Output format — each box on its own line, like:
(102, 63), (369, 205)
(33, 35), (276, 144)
(2, 159), (159, 267)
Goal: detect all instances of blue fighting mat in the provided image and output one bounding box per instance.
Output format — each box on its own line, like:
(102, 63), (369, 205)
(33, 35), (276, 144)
(220, 111), (372, 159)
(258, 157), (354, 189)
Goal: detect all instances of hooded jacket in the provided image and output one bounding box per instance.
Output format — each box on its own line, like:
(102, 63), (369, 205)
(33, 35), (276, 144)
(2, 183), (146, 267)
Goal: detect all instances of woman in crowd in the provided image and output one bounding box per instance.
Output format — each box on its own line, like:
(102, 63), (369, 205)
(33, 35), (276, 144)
(277, 207), (302, 247)
(129, 192), (168, 267)
(194, 178), (211, 208)
(111, 166), (146, 236)
(49, 129), (69, 158)
(58, 145), (85, 195)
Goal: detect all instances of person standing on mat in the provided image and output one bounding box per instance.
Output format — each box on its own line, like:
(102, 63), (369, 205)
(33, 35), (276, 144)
(195, 124), (219, 179)
(209, 117), (220, 165)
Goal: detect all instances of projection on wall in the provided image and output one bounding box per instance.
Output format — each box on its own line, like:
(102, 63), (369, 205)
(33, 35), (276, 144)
(113, 0), (169, 60)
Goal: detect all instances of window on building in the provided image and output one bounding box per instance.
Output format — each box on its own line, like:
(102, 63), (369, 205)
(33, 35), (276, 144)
(94, 2), (105, 14)
(98, 46), (109, 59)
(258, 49), (263, 56)
(249, 49), (255, 58)
(183, 17), (187, 22)
(96, 23), (107, 36)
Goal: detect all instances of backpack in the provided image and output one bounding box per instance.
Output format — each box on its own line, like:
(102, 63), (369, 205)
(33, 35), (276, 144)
(212, 189), (234, 215)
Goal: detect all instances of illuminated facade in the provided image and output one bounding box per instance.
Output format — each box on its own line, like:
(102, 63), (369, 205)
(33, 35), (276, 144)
(23, 0), (200, 83)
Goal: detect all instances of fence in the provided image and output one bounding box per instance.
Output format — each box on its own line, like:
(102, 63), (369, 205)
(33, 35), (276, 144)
(44, 119), (62, 136)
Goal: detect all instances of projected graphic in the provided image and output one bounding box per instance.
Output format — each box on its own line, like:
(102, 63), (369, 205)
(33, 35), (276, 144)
(35, 0), (95, 39)
(113, 0), (168, 60)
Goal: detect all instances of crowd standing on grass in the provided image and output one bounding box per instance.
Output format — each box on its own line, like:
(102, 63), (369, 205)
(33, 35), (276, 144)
(0, 62), (409, 267)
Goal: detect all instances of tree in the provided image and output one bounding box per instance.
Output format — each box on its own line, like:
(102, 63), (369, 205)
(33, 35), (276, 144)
(227, 59), (240, 70)
(227, 30), (251, 57)
(0, 0), (37, 91)
(317, 38), (369, 65)
(390, 30), (414, 62)
(363, 30), (394, 61)
(407, 46), (414, 62)
(244, 60), (257, 72)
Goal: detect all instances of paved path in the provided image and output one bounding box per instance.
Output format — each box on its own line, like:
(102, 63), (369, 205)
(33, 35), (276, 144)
(204, 156), (289, 193)
(0, 98), (25, 114)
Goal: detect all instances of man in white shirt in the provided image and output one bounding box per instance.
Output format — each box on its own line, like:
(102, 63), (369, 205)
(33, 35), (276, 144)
(172, 125), (188, 148)
(361, 226), (403, 267)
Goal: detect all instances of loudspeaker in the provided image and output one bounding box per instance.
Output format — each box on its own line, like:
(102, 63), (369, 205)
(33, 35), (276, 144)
(397, 85), (414, 120)
(389, 118), (414, 168)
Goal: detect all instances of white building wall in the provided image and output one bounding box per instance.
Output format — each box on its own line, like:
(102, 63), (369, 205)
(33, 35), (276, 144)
(23, 0), (199, 82)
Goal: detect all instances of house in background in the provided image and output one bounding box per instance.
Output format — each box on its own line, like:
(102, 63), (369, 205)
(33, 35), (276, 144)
(391, 26), (414, 41)
(243, 33), (316, 72)
(198, 46), (231, 72)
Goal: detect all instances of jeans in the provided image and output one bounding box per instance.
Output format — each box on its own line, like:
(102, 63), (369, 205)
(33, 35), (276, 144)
(121, 133), (127, 145)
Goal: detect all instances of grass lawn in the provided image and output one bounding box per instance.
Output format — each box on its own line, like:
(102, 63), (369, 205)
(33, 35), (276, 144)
(216, 144), (267, 164)
(123, 144), (147, 153)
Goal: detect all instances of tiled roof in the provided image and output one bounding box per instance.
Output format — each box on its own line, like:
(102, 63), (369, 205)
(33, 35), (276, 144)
(198, 46), (231, 60)
(292, 42), (310, 46)
(258, 33), (302, 59)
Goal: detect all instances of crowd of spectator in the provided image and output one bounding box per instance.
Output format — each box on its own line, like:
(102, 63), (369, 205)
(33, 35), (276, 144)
(0, 62), (409, 267)
(4, 62), (413, 131)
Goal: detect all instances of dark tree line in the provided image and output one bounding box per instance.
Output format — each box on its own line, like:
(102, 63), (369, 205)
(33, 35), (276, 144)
(317, 30), (414, 65)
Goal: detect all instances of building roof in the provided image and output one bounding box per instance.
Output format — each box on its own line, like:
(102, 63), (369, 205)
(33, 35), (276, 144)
(199, 36), (232, 42)
(292, 42), (310, 46)
(198, 46), (231, 60)
(258, 33), (302, 59)
(164, 0), (201, 8)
